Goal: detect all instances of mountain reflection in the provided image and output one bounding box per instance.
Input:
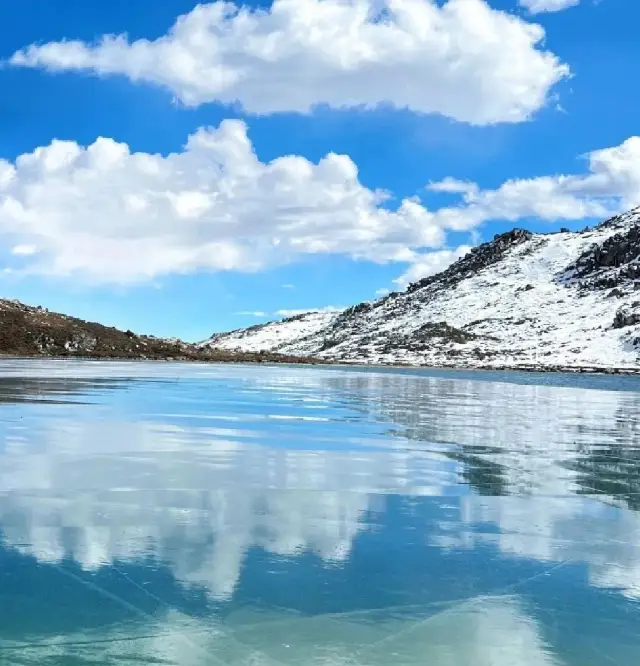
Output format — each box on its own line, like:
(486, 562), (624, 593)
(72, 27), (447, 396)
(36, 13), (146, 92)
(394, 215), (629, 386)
(318, 371), (640, 503)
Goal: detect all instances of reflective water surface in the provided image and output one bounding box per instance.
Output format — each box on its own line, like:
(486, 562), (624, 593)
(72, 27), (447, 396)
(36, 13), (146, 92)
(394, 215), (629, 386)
(1, 359), (640, 665)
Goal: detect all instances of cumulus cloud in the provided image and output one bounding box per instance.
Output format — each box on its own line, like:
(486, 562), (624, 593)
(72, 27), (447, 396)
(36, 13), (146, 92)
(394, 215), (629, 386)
(1, 124), (639, 285)
(9, 0), (568, 125)
(0, 120), (446, 283)
(519, 0), (581, 13)
(427, 177), (479, 197)
(425, 136), (640, 224)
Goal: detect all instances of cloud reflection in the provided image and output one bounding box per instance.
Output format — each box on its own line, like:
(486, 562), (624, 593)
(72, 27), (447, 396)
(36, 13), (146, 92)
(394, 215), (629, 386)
(1, 364), (640, 603)
(1, 360), (640, 664)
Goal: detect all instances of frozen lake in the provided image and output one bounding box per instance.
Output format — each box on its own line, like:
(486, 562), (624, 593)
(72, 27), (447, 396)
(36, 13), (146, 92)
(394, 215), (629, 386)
(1, 359), (640, 665)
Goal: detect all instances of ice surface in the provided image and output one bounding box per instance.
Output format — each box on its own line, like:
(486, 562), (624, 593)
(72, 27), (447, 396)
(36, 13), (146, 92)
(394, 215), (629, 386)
(1, 361), (640, 665)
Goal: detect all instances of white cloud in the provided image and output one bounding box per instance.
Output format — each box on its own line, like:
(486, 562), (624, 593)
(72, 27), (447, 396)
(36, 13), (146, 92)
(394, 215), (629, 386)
(10, 244), (37, 256)
(429, 136), (640, 225)
(1, 123), (639, 286)
(393, 245), (472, 287)
(0, 120), (446, 284)
(9, 0), (568, 125)
(519, 0), (581, 14)
(375, 287), (390, 296)
(236, 310), (267, 317)
(281, 283), (295, 289)
(427, 177), (479, 197)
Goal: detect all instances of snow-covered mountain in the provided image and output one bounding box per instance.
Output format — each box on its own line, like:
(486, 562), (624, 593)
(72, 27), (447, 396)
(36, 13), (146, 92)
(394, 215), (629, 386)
(203, 208), (640, 371)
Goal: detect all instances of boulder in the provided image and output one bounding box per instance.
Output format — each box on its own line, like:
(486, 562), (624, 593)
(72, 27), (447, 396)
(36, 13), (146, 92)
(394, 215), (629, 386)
(613, 304), (640, 329)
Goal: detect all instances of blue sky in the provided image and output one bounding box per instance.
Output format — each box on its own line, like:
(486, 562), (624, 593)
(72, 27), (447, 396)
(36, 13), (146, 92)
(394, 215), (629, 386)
(0, 0), (638, 341)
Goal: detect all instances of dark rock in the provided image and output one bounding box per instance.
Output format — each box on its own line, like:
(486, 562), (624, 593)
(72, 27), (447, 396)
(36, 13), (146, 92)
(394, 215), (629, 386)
(410, 322), (478, 344)
(330, 301), (373, 329)
(563, 223), (640, 290)
(318, 338), (339, 351)
(597, 209), (640, 231)
(406, 229), (533, 295)
(283, 313), (311, 323)
(613, 305), (640, 329)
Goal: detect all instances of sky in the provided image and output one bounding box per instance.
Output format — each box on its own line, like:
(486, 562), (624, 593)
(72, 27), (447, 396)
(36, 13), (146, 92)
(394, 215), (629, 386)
(0, 0), (638, 341)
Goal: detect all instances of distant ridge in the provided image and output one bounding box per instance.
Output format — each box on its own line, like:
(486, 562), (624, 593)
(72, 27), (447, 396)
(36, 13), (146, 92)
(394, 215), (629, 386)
(0, 298), (319, 364)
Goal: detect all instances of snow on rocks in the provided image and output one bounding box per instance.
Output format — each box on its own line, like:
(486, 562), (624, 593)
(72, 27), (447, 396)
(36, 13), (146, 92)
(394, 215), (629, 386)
(203, 208), (640, 371)
(614, 303), (640, 329)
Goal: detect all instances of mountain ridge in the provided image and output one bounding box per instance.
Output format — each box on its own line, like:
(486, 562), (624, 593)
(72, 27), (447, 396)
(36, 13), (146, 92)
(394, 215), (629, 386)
(0, 297), (320, 365)
(204, 207), (640, 372)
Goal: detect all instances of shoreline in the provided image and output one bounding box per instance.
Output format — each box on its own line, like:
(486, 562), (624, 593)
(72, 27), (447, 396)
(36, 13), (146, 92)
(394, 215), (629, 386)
(1, 352), (638, 377)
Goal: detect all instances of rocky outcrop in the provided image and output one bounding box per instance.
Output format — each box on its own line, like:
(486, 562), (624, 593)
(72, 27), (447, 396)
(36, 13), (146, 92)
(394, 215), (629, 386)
(406, 229), (533, 295)
(613, 303), (640, 329)
(564, 223), (640, 291)
(411, 321), (479, 344)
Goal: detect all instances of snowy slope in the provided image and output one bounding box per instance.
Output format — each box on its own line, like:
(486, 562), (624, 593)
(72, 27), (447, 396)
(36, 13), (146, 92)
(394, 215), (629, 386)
(204, 310), (336, 353)
(203, 208), (640, 370)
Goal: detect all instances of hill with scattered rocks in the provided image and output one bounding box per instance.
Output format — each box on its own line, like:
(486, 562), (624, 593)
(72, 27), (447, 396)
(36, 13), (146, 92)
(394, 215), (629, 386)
(0, 298), (318, 365)
(203, 207), (640, 373)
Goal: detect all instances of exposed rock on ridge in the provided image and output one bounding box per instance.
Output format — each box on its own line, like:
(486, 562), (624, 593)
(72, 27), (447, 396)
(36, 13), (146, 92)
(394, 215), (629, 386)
(562, 223), (640, 292)
(405, 228), (533, 295)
